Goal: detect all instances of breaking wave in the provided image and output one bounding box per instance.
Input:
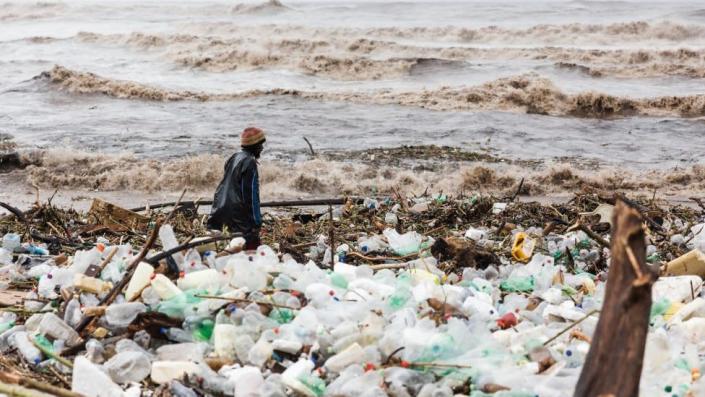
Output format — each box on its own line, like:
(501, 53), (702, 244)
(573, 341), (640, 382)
(69, 31), (705, 80)
(13, 148), (705, 197)
(231, 0), (290, 15)
(0, 2), (65, 21)
(184, 20), (705, 46)
(37, 65), (705, 118)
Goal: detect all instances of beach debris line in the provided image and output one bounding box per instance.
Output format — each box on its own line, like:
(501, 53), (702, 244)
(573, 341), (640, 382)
(0, 192), (704, 396)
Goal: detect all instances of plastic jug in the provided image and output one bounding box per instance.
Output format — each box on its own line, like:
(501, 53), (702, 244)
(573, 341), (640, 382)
(214, 324), (238, 359)
(74, 274), (113, 295)
(177, 268), (221, 290)
(151, 274), (183, 300)
(324, 342), (364, 373)
(72, 356), (124, 397)
(151, 361), (201, 384)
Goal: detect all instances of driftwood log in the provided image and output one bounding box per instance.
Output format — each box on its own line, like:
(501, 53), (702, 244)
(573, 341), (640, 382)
(574, 200), (658, 397)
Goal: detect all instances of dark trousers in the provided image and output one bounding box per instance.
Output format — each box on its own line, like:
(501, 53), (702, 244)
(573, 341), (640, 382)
(244, 229), (261, 251)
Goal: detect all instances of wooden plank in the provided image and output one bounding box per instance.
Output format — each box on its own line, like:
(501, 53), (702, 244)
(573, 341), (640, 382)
(0, 290), (27, 307)
(88, 198), (149, 231)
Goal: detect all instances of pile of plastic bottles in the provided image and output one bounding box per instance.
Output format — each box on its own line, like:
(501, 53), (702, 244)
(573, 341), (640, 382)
(1, 216), (705, 397)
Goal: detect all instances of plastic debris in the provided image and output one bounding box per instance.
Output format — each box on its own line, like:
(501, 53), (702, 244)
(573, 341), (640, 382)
(0, 194), (702, 396)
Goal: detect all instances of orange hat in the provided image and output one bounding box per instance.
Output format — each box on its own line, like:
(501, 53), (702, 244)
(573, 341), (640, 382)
(241, 127), (266, 147)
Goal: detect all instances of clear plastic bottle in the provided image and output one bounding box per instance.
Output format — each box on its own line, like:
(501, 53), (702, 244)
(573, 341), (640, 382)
(104, 302), (146, 329)
(248, 337), (273, 367)
(159, 225), (184, 267)
(324, 342), (364, 373)
(39, 312), (82, 346)
(11, 331), (42, 364)
(85, 339), (105, 363)
(2, 233), (21, 252)
(0, 248), (12, 265)
(64, 298), (82, 328)
(104, 351), (151, 384)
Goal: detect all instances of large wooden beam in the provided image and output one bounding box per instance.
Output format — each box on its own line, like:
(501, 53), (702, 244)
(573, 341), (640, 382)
(574, 200), (658, 397)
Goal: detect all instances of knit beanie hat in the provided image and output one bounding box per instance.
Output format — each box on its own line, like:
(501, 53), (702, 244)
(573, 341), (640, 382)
(241, 127), (266, 147)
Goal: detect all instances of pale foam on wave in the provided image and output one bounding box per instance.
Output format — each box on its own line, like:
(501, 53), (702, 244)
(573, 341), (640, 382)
(188, 20), (705, 46)
(0, 2), (65, 22)
(38, 65), (705, 118)
(70, 27), (705, 80)
(15, 148), (705, 197)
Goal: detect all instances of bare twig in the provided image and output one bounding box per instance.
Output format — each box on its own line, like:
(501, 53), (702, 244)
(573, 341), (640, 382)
(303, 137), (315, 156)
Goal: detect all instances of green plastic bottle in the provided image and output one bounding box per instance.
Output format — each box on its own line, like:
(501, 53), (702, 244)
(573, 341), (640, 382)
(157, 289), (205, 319)
(33, 334), (54, 353)
(270, 308), (295, 324)
(388, 273), (413, 310)
(417, 333), (456, 362)
(650, 298), (671, 320)
(500, 276), (535, 293)
(188, 317), (215, 342)
(330, 273), (348, 289)
(298, 374), (326, 397)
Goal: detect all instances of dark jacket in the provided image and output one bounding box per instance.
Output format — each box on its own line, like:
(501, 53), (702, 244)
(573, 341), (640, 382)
(207, 150), (262, 232)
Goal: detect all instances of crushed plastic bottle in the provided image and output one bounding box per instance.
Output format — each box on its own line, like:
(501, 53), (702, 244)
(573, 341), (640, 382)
(2, 233), (21, 252)
(383, 228), (424, 256)
(105, 350), (151, 383)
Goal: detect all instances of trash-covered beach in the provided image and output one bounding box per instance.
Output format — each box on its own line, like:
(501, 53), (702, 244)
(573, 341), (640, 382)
(0, 191), (704, 396)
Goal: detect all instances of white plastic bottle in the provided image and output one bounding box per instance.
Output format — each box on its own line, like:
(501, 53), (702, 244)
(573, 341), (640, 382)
(177, 268), (220, 290)
(151, 361), (201, 384)
(125, 262), (154, 301)
(150, 274), (182, 300)
(324, 342), (364, 373)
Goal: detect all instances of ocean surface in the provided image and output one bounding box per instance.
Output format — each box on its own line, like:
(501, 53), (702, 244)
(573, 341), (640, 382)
(1, 0), (705, 199)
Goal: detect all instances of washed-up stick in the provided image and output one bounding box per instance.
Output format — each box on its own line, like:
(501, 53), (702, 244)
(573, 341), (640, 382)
(328, 205), (335, 269)
(0, 372), (82, 397)
(130, 197), (362, 212)
(568, 221), (610, 248)
(495, 177), (525, 235)
(30, 338), (73, 368)
(369, 263), (410, 271)
(163, 188), (187, 224)
(0, 202), (26, 222)
(543, 309), (599, 346)
(195, 295), (299, 310)
(303, 137), (316, 156)
(346, 251), (419, 263)
(145, 235), (236, 265)
(407, 362), (472, 369)
(574, 200), (658, 397)
(97, 246), (119, 272)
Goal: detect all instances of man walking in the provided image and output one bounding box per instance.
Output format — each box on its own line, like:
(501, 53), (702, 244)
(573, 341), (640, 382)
(207, 127), (265, 250)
